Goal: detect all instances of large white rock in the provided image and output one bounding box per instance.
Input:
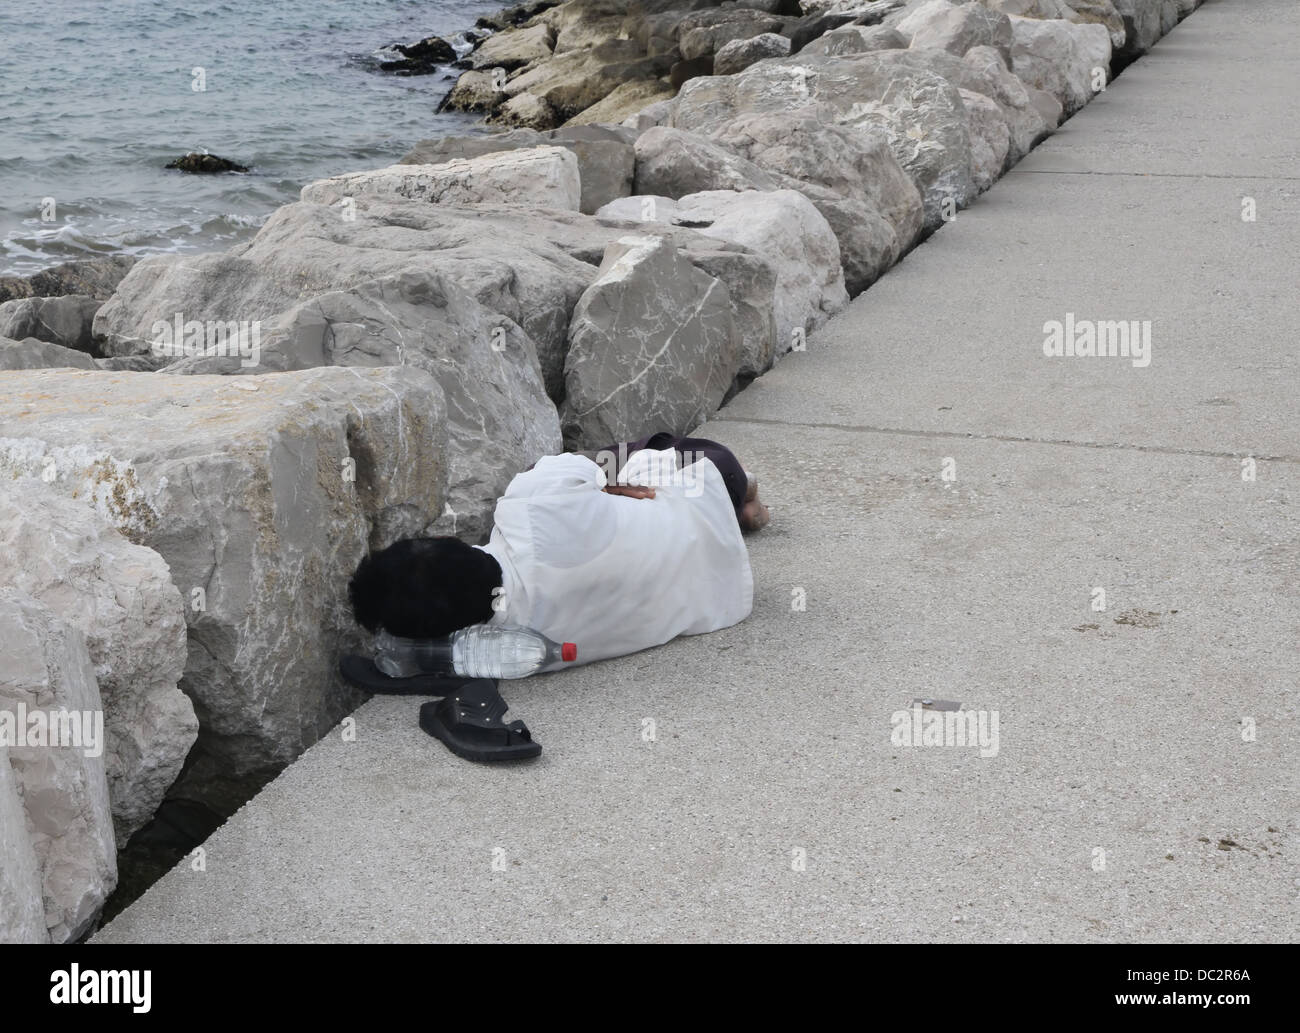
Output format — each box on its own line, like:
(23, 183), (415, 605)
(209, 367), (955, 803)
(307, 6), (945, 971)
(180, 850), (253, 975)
(1009, 15), (1112, 116)
(799, 25), (910, 56)
(0, 591), (117, 943)
(0, 296), (101, 354)
(677, 7), (787, 61)
(300, 146), (582, 212)
(0, 482), (195, 843)
(560, 234), (739, 448)
(977, 0), (1070, 15)
(1110, 0), (1161, 56)
(469, 21), (556, 70)
(868, 46), (1053, 167)
(959, 87), (1012, 190)
(0, 367), (448, 814)
(1062, 0), (1128, 48)
(0, 741), (48, 943)
(0, 335), (97, 370)
(673, 51), (975, 229)
(634, 125), (784, 197)
(897, 0), (1013, 58)
(94, 196), (585, 402)
(160, 270), (561, 541)
(710, 110), (925, 290)
(669, 189), (848, 353)
(713, 32), (792, 75)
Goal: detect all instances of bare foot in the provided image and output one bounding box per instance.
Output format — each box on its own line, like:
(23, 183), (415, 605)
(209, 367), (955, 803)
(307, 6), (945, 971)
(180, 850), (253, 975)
(739, 469), (770, 532)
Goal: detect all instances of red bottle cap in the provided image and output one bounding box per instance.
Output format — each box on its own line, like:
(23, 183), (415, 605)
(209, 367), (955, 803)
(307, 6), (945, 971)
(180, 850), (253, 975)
(562, 643), (577, 662)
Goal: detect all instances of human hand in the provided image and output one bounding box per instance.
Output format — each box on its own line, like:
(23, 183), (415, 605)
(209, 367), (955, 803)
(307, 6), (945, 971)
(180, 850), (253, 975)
(603, 484), (656, 500)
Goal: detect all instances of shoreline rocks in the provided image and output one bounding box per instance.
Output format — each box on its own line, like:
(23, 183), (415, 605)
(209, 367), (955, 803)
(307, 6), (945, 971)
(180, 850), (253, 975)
(0, 367), (451, 824)
(379, 35), (458, 75)
(0, 257), (136, 305)
(0, 591), (117, 943)
(0, 295), (102, 354)
(1, 484), (196, 844)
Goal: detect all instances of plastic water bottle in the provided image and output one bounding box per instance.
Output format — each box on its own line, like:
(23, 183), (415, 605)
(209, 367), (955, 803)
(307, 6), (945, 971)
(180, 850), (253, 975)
(374, 625), (577, 680)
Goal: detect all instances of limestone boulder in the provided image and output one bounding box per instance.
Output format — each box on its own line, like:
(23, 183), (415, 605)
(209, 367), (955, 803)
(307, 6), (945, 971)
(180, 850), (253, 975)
(0, 367), (449, 814)
(621, 96), (677, 134)
(713, 32), (792, 76)
(539, 125), (637, 212)
(492, 92), (561, 130)
(1009, 14), (1112, 116)
(0, 296), (101, 354)
(440, 69), (508, 113)
(0, 336), (97, 370)
(976, 0), (1077, 17)
(605, 188), (848, 352)
(784, 12), (861, 52)
(870, 46), (1054, 163)
(160, 270), (561, 541)
(566, 79), (676, 129)
(673, 51), (975, 229)
(0, 740), (48, 943)
(470, 22), (556, 71)
(0, 591), (116, 943)
(540, 0), (629, 53)
(711, 109), (925, 287)
(634, 125), (784, 197)
(0, 483), (195, 843)
(560, 235), (739, 448)
(400, 129), (549, 166)
(1111, 0), (1162, 57)
(504, 39), (674, 124)
(688, 248), (779, 382)
(1063, 0), (1128, 48)
(678, 8), (789, 61)
(676, 189), (848, 349)
(634, 119), (921, 296)
(401, 126), (635, 216)
(799, 25), (909, 55)
(959, 87), (1011, 190)
(301, 147), (582, 211)
(896, 0), (1012, 59)
(94, 200), (595, 403)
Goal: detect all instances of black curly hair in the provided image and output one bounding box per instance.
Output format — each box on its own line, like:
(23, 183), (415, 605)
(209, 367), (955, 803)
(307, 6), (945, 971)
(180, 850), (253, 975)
(348, 537), (502, 639)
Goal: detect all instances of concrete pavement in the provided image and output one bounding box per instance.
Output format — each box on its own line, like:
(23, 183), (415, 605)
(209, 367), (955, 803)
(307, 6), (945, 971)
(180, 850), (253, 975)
(97, 0), (1299, 943)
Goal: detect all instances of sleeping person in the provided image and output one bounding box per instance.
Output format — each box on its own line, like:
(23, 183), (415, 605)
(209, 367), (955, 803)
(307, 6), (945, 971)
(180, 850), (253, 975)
(343, 432), (770, 759)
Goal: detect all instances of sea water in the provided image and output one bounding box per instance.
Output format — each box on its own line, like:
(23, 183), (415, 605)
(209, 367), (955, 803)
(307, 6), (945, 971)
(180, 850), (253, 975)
(0, 0), (503, 276)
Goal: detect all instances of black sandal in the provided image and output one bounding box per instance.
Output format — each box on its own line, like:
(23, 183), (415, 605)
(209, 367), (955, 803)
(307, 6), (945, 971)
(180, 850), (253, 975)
(418, 680), (542, 762)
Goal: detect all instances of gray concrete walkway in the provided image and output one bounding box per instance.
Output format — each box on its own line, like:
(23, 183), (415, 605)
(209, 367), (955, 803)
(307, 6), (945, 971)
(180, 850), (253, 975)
(98, 0), (1298, 943)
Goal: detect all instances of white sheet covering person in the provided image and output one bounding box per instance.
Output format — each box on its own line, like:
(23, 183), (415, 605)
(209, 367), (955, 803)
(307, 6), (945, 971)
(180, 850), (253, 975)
(475, 447), (754, 665)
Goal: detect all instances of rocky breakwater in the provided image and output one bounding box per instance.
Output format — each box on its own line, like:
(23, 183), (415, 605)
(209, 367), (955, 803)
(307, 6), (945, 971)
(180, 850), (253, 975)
(1, 0), (1201, 940)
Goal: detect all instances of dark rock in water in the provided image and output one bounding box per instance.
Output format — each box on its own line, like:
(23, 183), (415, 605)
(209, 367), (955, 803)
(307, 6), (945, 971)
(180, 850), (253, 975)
(380, 34), (457, 75)
(165, 152), (249, 174)
(670, 55), (714, 91)
(0, 256), (137, 304)
(476, 0), (562, 31)
(397, 35), (457, 62)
